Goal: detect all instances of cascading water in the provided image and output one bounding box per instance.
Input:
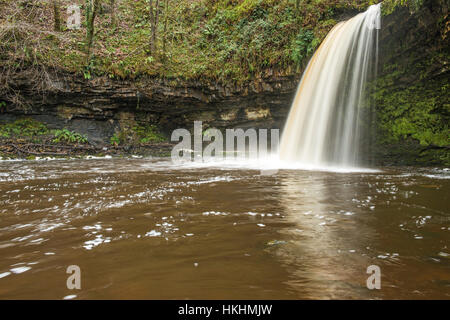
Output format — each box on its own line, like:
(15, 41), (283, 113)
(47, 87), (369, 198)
(279, 4), (381, 168)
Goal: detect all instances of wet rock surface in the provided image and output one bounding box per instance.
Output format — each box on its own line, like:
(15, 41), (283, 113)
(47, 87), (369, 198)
(1, 73), (298, 143)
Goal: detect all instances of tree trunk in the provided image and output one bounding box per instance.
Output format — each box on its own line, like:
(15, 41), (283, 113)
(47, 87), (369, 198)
(53, 0), (61, 31)
(86, 0), (99, 60)
(110, 0), (116, 29)
(149, 0), (160, 56)
(162, 0), (168, 59)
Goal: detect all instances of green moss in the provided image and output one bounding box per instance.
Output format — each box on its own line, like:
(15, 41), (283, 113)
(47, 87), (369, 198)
(132, 124), (166, 144)
(109, 124), (166, 146)
(0, 118), (49, 138)
(381, 0), (424, 16)
(370, 50), (450, 166)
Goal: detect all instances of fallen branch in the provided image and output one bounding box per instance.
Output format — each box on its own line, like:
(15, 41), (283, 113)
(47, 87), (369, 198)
(9, 143), (68, 156)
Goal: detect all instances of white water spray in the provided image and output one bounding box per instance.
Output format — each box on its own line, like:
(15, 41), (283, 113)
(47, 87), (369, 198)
(279, 4), (381, 168)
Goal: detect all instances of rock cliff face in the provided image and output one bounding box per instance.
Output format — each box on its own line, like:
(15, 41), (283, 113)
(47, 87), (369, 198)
(374, 0), (449, 165)
(1, 71), (299, 145)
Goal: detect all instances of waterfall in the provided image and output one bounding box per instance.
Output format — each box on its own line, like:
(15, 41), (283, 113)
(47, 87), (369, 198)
(279, 4), (381, 168)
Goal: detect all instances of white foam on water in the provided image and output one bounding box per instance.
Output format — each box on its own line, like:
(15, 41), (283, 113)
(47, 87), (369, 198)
(155, 155), (381, 173)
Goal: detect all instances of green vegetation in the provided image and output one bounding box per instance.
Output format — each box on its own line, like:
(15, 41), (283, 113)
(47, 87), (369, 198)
(0, 0), (380, 85)
(2, 0), (437, 84)
(132, 124), (165, 144)
(373, 78), (449, 148)
(381, 0), (425, 15)
(0, 0), (442, 84)
(0, 118), (89, 145)
(369, 0), (450, 165)
(110, 124), (166, 146)
(0, 118), (49, 138)
(291, 29), (318, 66)
(52, 128), (88, 144)
(110, 133), (122, 146)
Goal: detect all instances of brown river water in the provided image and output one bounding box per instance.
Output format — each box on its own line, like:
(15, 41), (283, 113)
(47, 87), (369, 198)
(0, 158), (449, 299)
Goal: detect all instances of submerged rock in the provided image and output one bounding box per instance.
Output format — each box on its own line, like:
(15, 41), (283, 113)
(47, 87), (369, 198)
(266, 240), (288, 247)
